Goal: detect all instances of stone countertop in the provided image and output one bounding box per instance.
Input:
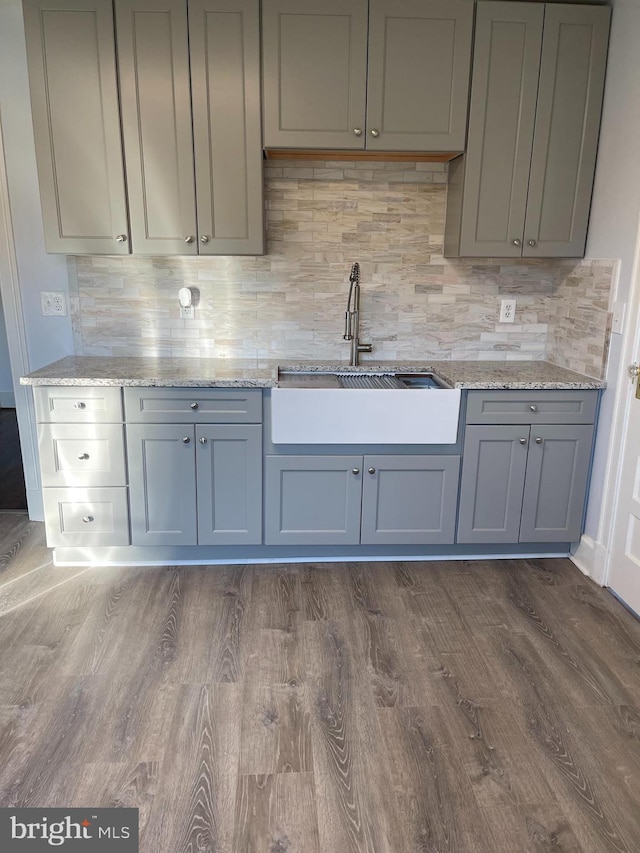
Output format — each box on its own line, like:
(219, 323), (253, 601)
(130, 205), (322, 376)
(21, 356), (605, 390)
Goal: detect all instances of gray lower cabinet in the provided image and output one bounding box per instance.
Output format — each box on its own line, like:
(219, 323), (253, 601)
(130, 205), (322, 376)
(261, 0), (473, 152)
(116, 0), (263, 255)
(127, 423), (262, 546)
(265, 454), (459, 546)
(265, 456), (363, 545)
(457, 424), (594, 544)
(444, 1), (610, 258)
(23, 0), (129, 254)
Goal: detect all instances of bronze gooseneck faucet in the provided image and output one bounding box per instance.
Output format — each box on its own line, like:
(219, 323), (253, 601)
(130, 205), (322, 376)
(343, 262), (372, 366)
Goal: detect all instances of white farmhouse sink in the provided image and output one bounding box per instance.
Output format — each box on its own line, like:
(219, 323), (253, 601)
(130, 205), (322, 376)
(271, 372), (461, 444)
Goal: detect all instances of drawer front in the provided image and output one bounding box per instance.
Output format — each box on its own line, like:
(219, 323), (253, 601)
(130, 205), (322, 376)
(465, 390), (598, 425)
(34, 386), (123, 423)
(124, 387), (262, 423)
(43, 487), (130, 547)
(38, 423), (126, 487)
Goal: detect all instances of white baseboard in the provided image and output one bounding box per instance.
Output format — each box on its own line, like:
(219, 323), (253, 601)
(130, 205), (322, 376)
(0, 390), (15, 407)
(570, 535), (608, 585)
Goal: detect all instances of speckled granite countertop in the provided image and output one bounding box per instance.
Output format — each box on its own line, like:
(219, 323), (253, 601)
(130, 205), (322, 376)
(21, 356), (605, 390)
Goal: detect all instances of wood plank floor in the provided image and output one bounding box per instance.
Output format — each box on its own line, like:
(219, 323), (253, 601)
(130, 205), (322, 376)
(1, 516), (640, 852)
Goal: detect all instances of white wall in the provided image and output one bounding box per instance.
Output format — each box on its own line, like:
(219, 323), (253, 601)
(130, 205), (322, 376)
(582, 0), (639, 563)
(0, 0), (73, 369)
(0, 0), (74, 518)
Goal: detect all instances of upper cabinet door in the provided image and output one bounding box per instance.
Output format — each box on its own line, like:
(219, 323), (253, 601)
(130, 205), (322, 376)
(523, 4), (611, 258)
(459, 1), (544, 257)
(366, 0), (473, 152)
(23, 0), (129, 254)
(115, 0), (198, 255)
(189, 0), (264, 255)
(261, 0), (369, 149)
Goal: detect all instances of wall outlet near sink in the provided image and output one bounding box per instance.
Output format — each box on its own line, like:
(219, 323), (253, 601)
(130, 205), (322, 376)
(40, 291), (67, 316)
(499, 298), (516, 323)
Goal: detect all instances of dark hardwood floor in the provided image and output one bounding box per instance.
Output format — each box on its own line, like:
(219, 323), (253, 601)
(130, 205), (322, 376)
(0, 516), (639, 852)
(0, 408), (27, 510)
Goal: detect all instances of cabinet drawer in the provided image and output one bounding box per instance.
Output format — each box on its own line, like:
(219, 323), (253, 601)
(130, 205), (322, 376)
(34, 386), (123, 423)
(465, 390), (598, 425)
(124, 387), (262, 423)
(38, 423), (126, 487)
(43, 487), (130, 547)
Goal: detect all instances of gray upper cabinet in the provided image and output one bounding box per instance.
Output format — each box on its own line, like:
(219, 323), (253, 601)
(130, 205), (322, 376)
(261, 0), (368, 149)
(365, 0), (474, 152)
(116, 0), (264, 255)
(261, 0), (473, 152)
(445, 1), (610, 258)
(23, 0), (130, 254)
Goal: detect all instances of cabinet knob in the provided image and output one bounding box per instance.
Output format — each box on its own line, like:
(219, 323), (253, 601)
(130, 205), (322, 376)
(535, 437), (543, 444)
(200, 235), (210, 244)
(352, 468), (360, 475)
(512, 239), (522, 247)
(370, 128), (380, 138)
(82, 516), (94, 523)
(115, 234), (127, 243)
(78, 453), (90, 460)
(519, 437), (528, 445)
(182, 436), (191, 444)
(527, 239), (537, 247)
(74, 402), (86, 409)
(199, 436), (207, 444)
(185, 235), (195, 244)
(529, 404), (538, 412)
(368, 467), (376, 474)
(190, 402), (199, 410)
(353, 128), (363, 137)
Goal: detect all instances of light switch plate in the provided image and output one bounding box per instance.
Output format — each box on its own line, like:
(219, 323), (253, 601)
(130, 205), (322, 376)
(611, 301), (626, 335)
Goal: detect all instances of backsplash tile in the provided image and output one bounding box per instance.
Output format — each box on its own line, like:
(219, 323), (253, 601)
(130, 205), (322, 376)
(68, 161), (614, 378)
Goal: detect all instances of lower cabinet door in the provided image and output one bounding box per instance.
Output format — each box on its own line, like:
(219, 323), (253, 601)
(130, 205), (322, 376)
(457, 425), (529, 544)
(43, 487), (130, 547)
(127, 424), (197, 546)
(264, 456), (362, 545)
(520, 424), (594, 542)
(361, 455), (460, 545)
(196, 424), (263, 545)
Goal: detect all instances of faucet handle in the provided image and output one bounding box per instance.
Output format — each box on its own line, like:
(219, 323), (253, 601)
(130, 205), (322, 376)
(343, 311), (353, 340)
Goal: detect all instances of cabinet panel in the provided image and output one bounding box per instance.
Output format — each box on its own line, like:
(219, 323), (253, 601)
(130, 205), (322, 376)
(190, 0), (264, 254)
(127, 424), (197, 545)
(523, 4), (610, 257)
(196, 424), (263, 545)
(366, 0), (473, 151)
(465, 390), (599, 425)
(116, 0), (198, 254)
(265, 456), (362, 545)
(262, 0), (369, 148)
(43, 487), (130, 547)
(23, 0), (129, 254)
(457, 425), (529, 544)
(459, 1), (544, 257)
(520, 424), (594, 542)
(34, 386), (123, 423)
(39, 423), (126, 488)
(124, 387), (262, 423)
(361, 455), (460, 545)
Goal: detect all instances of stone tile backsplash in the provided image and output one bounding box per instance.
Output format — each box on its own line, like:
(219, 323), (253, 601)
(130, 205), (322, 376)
(68, 160), (614, 378)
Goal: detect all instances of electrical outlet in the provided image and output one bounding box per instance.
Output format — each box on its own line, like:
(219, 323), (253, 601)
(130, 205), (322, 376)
(499, 298), (516, 324)
(180, 304), (195, 320)
(41, 291), (67, 316)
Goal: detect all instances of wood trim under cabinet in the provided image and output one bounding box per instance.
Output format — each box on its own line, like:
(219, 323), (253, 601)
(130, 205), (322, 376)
(263, 149), (461, 162)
